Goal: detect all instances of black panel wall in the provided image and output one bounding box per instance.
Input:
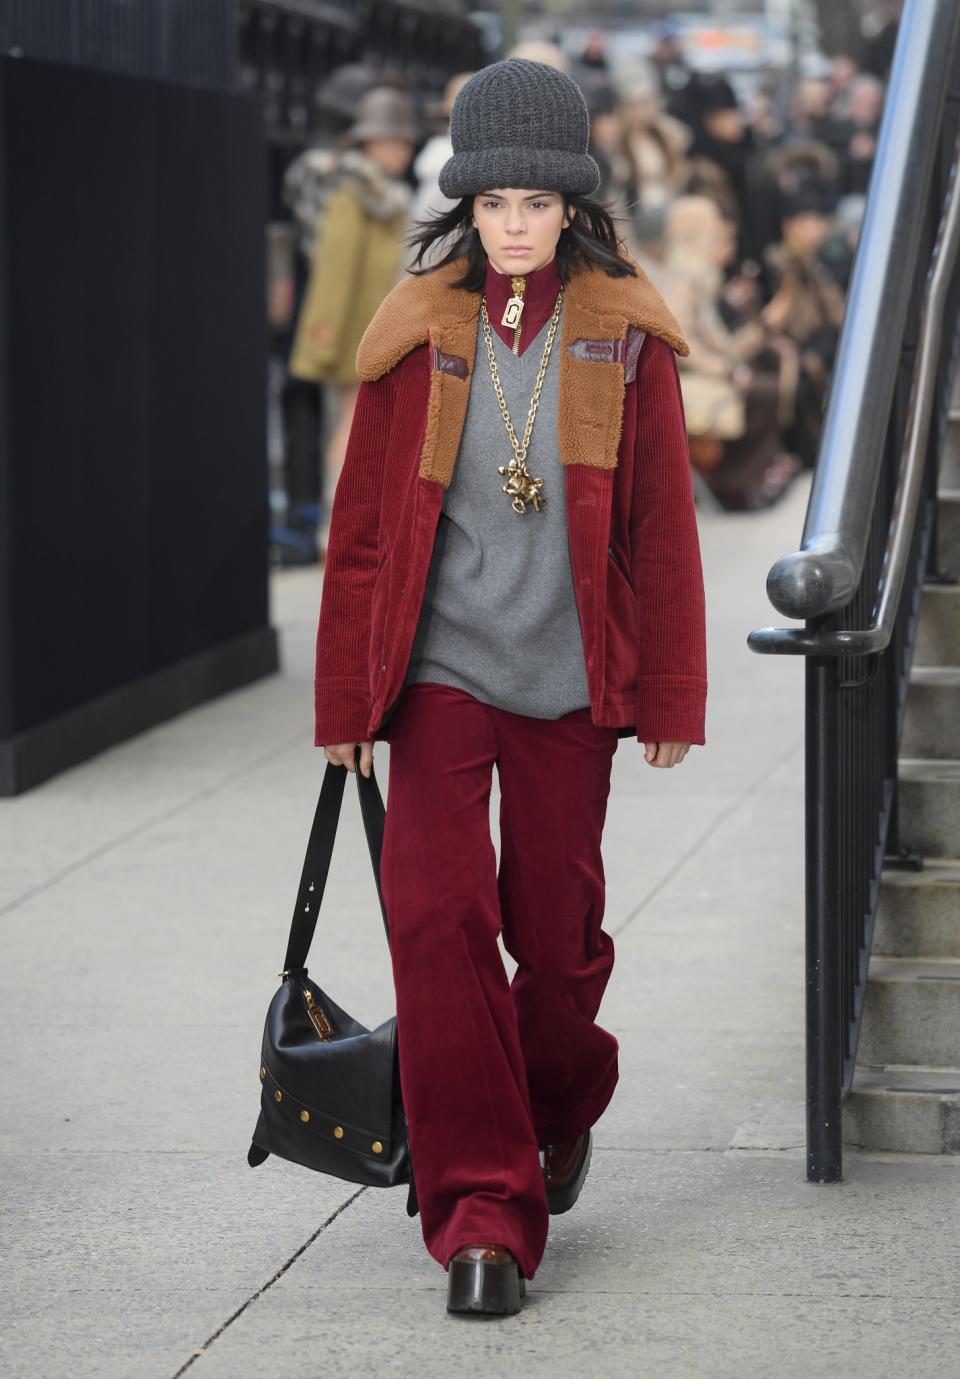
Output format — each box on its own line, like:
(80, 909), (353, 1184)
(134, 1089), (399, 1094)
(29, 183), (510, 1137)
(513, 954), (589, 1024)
(0, 56), (277, 793)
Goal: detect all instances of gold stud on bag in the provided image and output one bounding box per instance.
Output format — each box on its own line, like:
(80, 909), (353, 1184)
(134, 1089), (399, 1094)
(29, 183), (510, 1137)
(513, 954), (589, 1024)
(480, 286), (563, 514)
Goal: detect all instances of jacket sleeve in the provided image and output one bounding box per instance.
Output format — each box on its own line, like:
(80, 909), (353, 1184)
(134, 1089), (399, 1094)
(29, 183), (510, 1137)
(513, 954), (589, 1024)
(628, 334), (708, 746)
(314, 373), (392, 745)
(289, 184), (364, 381)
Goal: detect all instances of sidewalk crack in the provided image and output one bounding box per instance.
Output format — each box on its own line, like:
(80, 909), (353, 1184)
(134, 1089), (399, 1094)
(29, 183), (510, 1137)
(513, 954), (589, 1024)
(0, 730), (304, 919)
(170, 1184), (366, 1376)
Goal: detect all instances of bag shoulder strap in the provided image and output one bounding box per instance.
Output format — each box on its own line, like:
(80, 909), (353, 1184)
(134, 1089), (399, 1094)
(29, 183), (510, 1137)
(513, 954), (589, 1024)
(282, 748), (389, 974)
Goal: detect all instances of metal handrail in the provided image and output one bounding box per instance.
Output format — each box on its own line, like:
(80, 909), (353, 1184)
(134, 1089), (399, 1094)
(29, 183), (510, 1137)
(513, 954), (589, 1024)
(747, 0), (960, 636)
(748, 132), (960, 658)
(742, 0), (960, 1186)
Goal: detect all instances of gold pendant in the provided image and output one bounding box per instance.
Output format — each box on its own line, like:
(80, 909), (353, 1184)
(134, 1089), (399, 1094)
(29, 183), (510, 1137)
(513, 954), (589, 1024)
(501, 296), (524, 328)
(500, 275), (526, 329)
(498, 454), (545, 514)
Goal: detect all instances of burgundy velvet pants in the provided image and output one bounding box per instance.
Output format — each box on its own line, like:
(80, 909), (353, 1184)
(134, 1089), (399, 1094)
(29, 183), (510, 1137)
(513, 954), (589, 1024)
(379, 682), (621, 1281)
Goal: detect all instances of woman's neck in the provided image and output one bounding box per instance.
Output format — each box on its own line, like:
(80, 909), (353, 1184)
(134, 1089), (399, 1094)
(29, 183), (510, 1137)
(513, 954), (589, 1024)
(483, 254), (562, 357)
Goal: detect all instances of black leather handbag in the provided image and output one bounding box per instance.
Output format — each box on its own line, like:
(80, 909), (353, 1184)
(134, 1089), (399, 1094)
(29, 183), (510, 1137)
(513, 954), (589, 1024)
(247, 751), (416, 1214)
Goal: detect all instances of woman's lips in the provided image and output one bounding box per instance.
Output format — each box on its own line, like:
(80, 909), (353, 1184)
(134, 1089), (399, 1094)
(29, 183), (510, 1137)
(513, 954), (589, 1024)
(503, 246), (530, 254)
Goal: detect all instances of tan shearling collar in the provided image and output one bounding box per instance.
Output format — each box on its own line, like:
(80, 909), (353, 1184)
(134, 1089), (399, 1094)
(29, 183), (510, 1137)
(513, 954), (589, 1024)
(356, 254), (688, 381)
(355, 253), (690, 487)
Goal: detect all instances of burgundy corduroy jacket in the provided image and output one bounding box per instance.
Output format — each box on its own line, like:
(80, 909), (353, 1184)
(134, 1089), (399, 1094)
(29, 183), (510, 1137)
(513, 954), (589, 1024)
(314, 254), (708, 748)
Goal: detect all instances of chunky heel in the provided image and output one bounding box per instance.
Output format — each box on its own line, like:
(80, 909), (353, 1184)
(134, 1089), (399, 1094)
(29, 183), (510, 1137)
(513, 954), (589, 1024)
(446, 1245), (523, 1316)
(544, 1129), (592, 1215)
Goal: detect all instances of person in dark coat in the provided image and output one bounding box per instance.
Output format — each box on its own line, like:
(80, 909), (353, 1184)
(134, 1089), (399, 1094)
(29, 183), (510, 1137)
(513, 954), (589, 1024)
(313, 59), (707, 1317)
(683, 74), (767, 268)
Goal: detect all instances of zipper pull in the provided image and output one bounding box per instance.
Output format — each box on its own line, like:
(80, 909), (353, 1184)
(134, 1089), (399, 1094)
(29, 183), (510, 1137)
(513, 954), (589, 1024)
(501, 275), (526, 354)
(303, 986), (335, 1040)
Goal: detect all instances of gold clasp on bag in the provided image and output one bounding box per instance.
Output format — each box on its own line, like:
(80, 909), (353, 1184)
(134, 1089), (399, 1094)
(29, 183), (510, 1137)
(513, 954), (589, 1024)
(303, 986), (335, 1040)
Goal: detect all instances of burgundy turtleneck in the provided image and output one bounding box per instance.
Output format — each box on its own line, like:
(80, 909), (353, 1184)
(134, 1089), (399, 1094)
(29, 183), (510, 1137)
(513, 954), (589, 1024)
(483, 254), (563, 355)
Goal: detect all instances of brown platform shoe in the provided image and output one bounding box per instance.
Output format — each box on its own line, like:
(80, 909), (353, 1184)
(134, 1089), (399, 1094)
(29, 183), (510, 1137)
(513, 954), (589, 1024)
(446, 1244), (525, 1315)
(543, 1129), (593, 1215)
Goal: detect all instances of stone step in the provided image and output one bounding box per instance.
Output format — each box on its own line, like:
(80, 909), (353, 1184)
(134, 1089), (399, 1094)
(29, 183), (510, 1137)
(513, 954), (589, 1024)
(900, 668), (960, 758)
(913, 582), (960, 665)
(897, 758), (960, 856)
(845, 1063), (960, 1154)
(934, 490), (959, 577)
(945, 412), (960, 489)
(875, 857), (960, 957)
(858, 956), (960, 1067)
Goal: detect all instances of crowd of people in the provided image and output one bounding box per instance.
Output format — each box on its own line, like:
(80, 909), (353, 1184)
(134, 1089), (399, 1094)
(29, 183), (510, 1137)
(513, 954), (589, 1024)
(268, 27), (889, 566)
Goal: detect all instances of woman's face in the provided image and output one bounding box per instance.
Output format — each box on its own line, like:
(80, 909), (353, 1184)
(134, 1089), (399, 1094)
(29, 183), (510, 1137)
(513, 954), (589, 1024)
(363, 138), (414, 178)
(472, 189), (571, 275)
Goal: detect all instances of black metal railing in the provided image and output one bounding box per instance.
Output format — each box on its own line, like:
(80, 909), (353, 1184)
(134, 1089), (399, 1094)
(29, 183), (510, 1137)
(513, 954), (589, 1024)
(747, 0), (960, 1183)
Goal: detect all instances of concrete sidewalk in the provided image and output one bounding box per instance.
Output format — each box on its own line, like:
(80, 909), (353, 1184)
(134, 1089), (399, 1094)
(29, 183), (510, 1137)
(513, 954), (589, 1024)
(4, 471), (959, 1379)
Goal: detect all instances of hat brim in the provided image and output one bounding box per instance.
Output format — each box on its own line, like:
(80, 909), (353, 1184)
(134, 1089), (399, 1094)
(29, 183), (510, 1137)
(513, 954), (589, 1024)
(438, 147), (601, 199)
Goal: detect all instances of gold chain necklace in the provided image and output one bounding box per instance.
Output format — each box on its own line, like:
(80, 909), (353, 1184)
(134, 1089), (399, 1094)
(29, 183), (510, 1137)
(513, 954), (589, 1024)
(479, 287), (564, 514)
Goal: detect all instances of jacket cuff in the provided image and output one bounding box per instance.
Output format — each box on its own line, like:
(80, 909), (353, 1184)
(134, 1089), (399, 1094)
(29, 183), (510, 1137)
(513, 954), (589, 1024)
(314, 676), (372, 747)
(634, 676), (707, 747)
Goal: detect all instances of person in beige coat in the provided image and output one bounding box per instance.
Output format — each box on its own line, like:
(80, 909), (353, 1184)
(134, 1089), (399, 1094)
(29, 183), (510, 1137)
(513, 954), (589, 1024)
(289, 87), (415, 553)
(659, 195), (801, 509)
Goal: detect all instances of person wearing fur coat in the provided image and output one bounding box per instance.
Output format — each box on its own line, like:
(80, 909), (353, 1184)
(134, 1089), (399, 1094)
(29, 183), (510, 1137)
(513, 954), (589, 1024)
(314, 60), (708, 1317)
(289, 87), (415, 548)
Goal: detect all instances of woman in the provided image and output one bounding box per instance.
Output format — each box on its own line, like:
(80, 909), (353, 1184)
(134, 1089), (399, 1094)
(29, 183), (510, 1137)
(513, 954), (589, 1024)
(288, 85), (416, 556)
(661, 195), (802, 509)
(314, 59), (708, 1316)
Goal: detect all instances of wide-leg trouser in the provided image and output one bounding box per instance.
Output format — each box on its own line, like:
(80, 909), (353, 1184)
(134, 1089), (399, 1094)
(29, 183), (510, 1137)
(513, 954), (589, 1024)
(380, 682), (621, 1282)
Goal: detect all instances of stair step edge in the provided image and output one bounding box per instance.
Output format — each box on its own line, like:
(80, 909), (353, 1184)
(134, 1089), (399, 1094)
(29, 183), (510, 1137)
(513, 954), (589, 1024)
(897, 758), (960, 779)
(867, 956), (960, 981)
(880, 858), (960, 888)
(852, 1063), (960, 1094)
(908, 669), (960, 689)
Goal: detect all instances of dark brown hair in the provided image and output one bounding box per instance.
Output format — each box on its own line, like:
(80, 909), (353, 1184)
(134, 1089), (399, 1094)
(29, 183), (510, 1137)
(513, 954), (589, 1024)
(406, 192), (638, 287)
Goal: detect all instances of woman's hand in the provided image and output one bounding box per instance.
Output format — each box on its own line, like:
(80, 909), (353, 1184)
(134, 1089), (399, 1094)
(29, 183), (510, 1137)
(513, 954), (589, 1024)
(322, 741), (374, 777)
(643, 741), (691, 768)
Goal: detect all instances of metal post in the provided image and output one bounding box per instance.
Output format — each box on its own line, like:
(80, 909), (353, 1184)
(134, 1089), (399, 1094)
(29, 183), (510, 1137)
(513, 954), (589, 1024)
(805, 655), (844, 1181)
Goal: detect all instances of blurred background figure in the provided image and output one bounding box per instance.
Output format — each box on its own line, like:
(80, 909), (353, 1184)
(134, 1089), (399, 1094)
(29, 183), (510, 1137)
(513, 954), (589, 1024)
(406, 71), (475, 268)
(662, 195), (801, 511)
(505, 38), (570, 71)
(608, 60), (691, 258)
(682, 74), (767, 269)
(839, 74), (884, 194)
(287, 85), (416, 563)
(270, 63), (382, 568)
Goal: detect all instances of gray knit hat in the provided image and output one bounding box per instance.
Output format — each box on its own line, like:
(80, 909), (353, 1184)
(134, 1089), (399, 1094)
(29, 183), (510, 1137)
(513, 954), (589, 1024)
(438, 58), (601, 199)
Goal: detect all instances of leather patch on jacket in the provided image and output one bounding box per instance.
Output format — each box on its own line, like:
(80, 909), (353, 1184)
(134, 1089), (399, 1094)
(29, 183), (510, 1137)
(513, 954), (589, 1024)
(431, 345), (468, 379)
(568, 337), (623, 365)
(567, 327), (647, 382)
(624, 325), (647, 384)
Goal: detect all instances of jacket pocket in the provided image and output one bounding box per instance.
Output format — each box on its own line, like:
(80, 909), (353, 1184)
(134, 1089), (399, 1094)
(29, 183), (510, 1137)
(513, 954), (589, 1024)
(604, 543), (639, 698)
(607, 543), (636, 593)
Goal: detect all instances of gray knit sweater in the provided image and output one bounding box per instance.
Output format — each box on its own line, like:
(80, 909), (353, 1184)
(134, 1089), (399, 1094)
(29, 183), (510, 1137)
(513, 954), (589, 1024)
(403, 307), (591, 717)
